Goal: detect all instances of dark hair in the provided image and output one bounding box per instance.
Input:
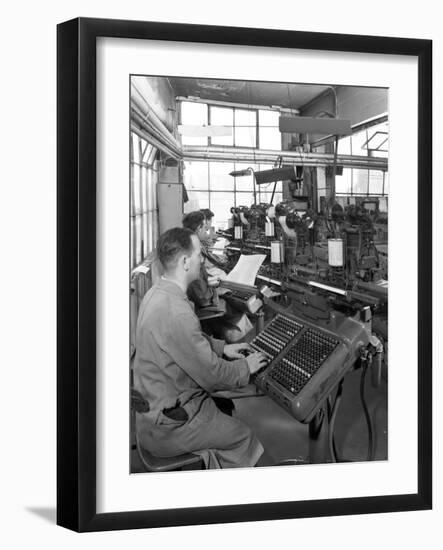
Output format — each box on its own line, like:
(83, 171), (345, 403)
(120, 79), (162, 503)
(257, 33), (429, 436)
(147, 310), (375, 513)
(200, 208), (214, 221)
(182, 211), (205, 232)
(156, 227), (195, 269)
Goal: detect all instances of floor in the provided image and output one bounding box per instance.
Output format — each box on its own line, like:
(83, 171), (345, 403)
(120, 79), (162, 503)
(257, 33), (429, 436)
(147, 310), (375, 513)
(235, 367), (388, 465)
(131, 365), (387, 472)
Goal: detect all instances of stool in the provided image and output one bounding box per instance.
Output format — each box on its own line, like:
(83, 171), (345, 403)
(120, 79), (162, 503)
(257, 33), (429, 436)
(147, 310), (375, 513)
(135, 431), (204, 472)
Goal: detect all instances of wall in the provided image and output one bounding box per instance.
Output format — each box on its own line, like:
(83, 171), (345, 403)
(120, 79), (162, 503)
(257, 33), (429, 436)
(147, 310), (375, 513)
(131, 75), (177, 132)
(1, 2), (441, 550)
(301, 86), (388, 125)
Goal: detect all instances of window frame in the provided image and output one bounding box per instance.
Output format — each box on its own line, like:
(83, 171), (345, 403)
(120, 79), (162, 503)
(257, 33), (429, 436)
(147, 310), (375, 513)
(180, 100), (281, 151)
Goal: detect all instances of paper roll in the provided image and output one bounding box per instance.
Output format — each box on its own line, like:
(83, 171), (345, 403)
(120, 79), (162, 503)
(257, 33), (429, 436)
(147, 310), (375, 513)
(271, 241), (284, 263)
(328, 239), (344, 267)
(265, 221), (274, 237)
(234, 226), (243, 239)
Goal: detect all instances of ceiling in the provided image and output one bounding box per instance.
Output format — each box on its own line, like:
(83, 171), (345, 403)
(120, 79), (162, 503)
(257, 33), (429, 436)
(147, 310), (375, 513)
(167, 77), (331, 111)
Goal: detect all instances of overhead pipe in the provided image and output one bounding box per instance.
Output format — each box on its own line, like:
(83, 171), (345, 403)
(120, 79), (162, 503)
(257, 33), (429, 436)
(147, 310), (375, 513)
(131, 123), (181, 161)
(131, 119), (180, 160)
(131, 110), (182, 159)
(131, 106), (181, 153)
(131, 84), (182, 147)
(182, 145), (388, 171)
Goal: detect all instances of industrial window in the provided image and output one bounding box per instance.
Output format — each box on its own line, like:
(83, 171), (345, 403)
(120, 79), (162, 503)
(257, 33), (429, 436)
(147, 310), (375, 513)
(210, 106), (234, 146)
(130, 132), (158, 268)
(336, 169), (388, 197)
(180, 101), (282, 150)
(334, 121), (389, 198)
(180, 102), (208, 146)
(183, 160), (283, 230)
(258, 110), (281, 151)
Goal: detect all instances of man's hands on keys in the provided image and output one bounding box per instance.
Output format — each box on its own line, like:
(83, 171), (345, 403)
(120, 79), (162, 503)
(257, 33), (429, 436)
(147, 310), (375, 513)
(223, 342), (253, 359)
(223, 343), (268, 374)
(245, 352), (268, 375)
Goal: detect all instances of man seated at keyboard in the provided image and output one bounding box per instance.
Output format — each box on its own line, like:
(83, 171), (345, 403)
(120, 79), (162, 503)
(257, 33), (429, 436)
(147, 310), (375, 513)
(133, 227), (268, 469)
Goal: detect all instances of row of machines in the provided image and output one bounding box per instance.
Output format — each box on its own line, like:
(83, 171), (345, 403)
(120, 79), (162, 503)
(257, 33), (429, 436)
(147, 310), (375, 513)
(211, 195), (387, 441)
(219, 196), (388, 287)
(217, 196), (388, 336)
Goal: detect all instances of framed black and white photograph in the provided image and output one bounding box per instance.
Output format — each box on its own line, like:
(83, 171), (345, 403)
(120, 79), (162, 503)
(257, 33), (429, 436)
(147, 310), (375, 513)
(57, 17), (432, 532)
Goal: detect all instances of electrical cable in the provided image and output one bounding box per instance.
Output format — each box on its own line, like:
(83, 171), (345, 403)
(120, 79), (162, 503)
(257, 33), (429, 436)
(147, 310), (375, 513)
(360, 360), (374, 461)
(328, 380), (344, 462)
(326, 396), (338, 462)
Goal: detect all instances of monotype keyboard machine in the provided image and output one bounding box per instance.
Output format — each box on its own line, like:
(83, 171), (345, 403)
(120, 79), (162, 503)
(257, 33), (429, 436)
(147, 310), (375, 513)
(249, 303), (372, 424)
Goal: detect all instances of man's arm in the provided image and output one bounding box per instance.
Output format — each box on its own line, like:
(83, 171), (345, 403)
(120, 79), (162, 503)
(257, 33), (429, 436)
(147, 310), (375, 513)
(167, 312), (250, 393)
(204, 334), (225, 357)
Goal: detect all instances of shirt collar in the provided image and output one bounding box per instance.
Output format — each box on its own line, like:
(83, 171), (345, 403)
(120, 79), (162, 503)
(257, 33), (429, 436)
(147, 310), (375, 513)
(159, 277), (187, 298)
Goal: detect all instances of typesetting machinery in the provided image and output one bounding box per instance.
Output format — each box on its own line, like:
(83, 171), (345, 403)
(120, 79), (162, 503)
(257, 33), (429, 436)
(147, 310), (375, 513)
(246, 285), (384, 463)
(217, 195), (388, 344)
(212, 185), (387, 461)
(249, 298), (374, 424)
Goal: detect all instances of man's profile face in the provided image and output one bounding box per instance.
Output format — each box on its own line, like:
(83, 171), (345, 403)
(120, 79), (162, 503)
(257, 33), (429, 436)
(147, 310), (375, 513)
(196, 223), (207, 241)
(188, 234), (203, 282)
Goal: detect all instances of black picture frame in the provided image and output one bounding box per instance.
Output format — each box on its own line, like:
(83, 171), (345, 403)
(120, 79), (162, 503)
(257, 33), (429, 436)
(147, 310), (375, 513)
(57, 17), (432, 532)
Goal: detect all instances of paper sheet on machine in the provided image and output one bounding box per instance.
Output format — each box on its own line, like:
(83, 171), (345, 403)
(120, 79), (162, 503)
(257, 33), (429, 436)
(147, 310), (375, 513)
(221, 254), (266, 287)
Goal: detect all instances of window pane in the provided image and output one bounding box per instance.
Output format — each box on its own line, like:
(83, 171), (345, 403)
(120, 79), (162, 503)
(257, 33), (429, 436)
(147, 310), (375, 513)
(211, 134), (234, 146)
(366, 130), (388, 158)
(368, 171), (384, 195)
(234, 163), (259, 191)
(336, 169), (352, 194)
(384, 172), (389, 195)
(181, 134), (208, 146)
(131, 133), (140, 163)
(258, 191), (283, 205)
(235, 109), (256, 126)
(367, 121), (389, 152)
(210, 106), (233, 125)
(352, 129), (369, 156)
(147, 211), (155, 255)
(235, 191), (255, 208)
(181, 102), (208, 145)
(353, 169), (369, 194)
(183, 161), (209, 190)
(184, 191), (210, 213)
(258, 163), (276, 171)
(135, 215), (142, 265)
(371, 150), (388, 158)
(257, 184), (273, 198)
(141, 167), (148, 211)
(210, 106), (234, 145)
(337, 136), (351, 155)
(209, 162), (234, 191)
(130, 218), (136, 268)
(366, 132), (388, 150)
(235, 108), (256, 147)
(131, 164), (141, 215)
(235, 126), (256, 147)
(141, 142), (153, 163)
(210, 192), (237, 230)
(259, 127), (281, 150)
(142, 212), (148, 259)
(379, 196), (388, 213)
(259, 110), (279, 126)
(181, 101), (207, 125)
(146, 169), (156, 211)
